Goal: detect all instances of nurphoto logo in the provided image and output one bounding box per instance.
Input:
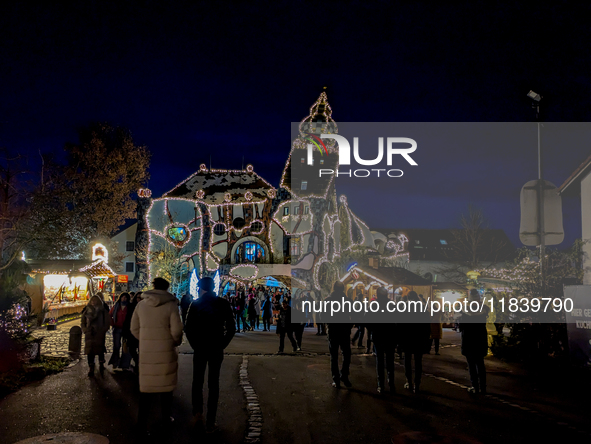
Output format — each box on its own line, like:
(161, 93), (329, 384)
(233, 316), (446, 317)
(306, 134), (418, 177)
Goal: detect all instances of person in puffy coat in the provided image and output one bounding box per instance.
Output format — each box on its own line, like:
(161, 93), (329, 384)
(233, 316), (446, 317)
(81, 295), (111, 377)
(131, 277), (183, 428)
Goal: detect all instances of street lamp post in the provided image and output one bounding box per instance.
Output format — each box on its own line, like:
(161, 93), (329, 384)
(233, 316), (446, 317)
(527, 90), (545, 295)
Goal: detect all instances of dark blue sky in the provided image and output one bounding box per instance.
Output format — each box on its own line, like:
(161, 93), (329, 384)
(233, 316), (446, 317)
(2, 1), (590, 248)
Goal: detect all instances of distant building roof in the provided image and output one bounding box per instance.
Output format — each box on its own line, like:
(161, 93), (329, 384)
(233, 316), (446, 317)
(371, 228), (515, 262)
(559, 152), (591, 196)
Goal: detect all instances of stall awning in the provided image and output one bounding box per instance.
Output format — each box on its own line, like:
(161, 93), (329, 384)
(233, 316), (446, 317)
(79, 260), (116, 278)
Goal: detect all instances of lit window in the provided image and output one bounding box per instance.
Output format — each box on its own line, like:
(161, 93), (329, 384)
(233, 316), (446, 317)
(235, 242), (265, 264)
(440, 239), (447, 245)
(304, 206), (309, 214)
(294, 206), (300, 215)
(301, 158), (305, 163)
(320, 159), (324, 164)
(283, 207), (289, 216)
(301, 180), (307, 190)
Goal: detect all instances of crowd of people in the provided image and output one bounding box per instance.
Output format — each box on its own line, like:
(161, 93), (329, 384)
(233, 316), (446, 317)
(79, 277), (489, 436)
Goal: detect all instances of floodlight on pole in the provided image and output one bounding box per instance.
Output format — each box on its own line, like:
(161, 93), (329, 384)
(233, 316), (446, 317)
(527, 90), (542, 102)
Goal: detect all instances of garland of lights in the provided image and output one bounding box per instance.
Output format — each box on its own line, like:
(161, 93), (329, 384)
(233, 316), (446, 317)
(230, 264), (259, 280)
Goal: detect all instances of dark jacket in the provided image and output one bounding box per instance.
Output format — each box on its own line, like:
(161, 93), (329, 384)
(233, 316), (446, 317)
(399, 310), (431, 354)
(185, 291), (236, 351)
(322, 290), (353, 339)
(276, 305), (294, 334)
(81, 303), (110, 355)
(367, 299), (398, 347)
(262, 298), (273, 316)
(180, 294), (192, 324)
(122, 301), (138, 343)
(459, 306), (489, 357)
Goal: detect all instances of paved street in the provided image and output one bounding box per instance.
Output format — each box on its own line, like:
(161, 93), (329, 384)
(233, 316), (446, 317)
(2, 327), (591, 444)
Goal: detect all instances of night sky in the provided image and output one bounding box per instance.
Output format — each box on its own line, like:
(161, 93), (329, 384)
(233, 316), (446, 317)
(2, 2), (591, 248)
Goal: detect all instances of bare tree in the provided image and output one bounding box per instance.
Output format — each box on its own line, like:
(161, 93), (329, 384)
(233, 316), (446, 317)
(436, 205), (511, 283)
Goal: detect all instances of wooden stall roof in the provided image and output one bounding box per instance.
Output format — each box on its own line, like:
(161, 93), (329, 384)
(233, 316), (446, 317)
(390, 267), (432, 286)
(433, 282), (468, 292)
(28, 259), (92, 275)
(79, 260), (116, 278)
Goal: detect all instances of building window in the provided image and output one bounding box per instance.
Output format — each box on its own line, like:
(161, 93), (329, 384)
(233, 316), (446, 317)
(304, 206), (309, 214)
(235, 241), (265, 264)
(294, 206), (300, 215)
(125, 262), (134, 273)
(440, 239), (447, 245)
(251, 221), (263, 233)
(290, 239), (300, 256)
(126, 241), (134, 252)
(301, 180), (307, 190)
(283, 207), (289, 216)
(301, 157), (305, 163)
(320, 159), (324, 165)
(213, 223), (226, 236)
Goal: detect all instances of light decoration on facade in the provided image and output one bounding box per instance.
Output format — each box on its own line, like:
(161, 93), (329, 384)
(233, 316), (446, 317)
(145, 197), (203, 284)
(339, 267), (388, 287)
(230, 264), (259, 280)
(196, 190), (205, 199)
(246, 164), (254, 173)
(205, 252), (220, 271)
(250, 219), (265, 235)
(365, 281), (380, 290)
(164, 223), (191, 246)
(267, 189), (276, 198)
(245, 191), (253, 201)
(190, 268), (199, 299)
(138, 188), (152, 198)
(92, 243), (108, 263)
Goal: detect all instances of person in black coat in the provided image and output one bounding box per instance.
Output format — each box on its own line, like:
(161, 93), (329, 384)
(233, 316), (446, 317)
(400, 291), (431, 393)
(459, 289), (490, 394)
(121, 292), (141, 371)
(261, 294), (273, 331)
(180, 293), (192, 325)
(323, 281), (353, 388)
(276, 299), (297, 353)
(368, 287), (399, 394)
(185, 277), (236, 432)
